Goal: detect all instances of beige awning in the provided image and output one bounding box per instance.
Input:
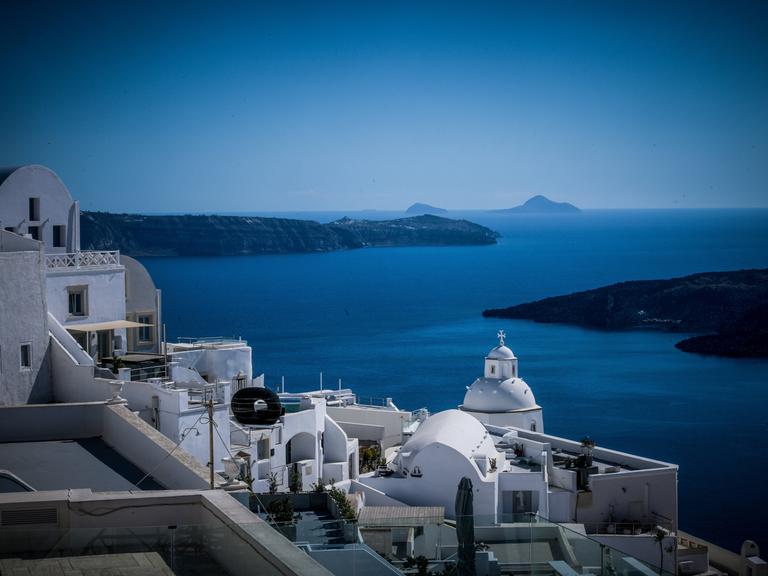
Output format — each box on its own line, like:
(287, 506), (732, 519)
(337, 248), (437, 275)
(65, 320), (154, 332)
(358, 506), (444, 527)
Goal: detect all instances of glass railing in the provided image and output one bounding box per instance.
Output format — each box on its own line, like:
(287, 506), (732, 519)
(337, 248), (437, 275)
(0, 522), (390, 576)
(0, 512), (675, 576)
(0, 524), (248, 576)
(440, 513), (676, 576)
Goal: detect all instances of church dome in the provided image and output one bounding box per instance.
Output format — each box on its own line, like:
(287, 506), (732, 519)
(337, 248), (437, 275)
(487, 345), (516, 360)
(461, 376), (537, 413)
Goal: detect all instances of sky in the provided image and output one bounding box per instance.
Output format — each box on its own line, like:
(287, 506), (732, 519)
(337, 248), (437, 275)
(1, 1), (767, 211)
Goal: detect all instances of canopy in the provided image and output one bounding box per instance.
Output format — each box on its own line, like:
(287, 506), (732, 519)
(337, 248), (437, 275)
(65, 320), (153, 332)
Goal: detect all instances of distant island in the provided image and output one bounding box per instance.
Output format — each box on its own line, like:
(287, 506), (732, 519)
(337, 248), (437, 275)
(406, 202), (448, 215)
(493, 195), (580, 214)
(81, 212), (498, 257)
(483, 269), (768, 358)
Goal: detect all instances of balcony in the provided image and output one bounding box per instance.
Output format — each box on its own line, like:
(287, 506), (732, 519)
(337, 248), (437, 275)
(45, 250), (121, 270)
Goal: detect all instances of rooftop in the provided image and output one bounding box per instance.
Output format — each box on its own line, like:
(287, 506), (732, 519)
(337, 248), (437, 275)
(0, 438), (163, 492)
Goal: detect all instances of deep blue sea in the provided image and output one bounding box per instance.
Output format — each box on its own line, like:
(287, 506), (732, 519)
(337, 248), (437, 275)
(140, 209), (768, 551)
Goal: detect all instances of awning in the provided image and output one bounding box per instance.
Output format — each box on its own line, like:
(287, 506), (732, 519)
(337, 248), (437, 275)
(358, 506), (444, 527)
(65, 320), (154, 332)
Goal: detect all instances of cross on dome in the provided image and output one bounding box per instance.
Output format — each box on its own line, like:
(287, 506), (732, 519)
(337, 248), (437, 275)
(497, 329), (506, 346)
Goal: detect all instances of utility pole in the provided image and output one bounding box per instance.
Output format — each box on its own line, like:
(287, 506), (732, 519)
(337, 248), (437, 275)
(207, 399), (215, 490)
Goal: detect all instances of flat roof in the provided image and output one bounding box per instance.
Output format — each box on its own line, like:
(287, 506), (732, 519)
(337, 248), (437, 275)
(0, 438), (163, 492)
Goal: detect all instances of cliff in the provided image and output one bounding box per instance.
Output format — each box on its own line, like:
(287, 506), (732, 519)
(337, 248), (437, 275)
(80, 212), (498, 257)
(483, 269), (768, 358)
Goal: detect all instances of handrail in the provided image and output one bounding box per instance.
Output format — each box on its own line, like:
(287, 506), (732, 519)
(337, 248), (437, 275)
(45, 250), (121, 269)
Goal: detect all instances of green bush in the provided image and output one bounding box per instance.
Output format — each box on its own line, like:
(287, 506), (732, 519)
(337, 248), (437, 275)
(267, 498), (297, 524)
(328, 486), (357, 521)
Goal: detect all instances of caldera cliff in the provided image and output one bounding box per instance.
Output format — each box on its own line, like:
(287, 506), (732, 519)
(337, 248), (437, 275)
(81, 212), (498, 257)
(483, 268), (768, 358)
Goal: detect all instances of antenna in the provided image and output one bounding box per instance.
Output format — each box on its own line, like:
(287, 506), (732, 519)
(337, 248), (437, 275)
(281, 376), (285, 394)
(320, 371), (323, 390)
(338, 378), (342, 391)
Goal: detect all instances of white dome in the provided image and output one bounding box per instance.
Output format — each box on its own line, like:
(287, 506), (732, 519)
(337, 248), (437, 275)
(397, 410), (498, 471)
(461, 377), (538, 413)
(487, 345), (516, 360)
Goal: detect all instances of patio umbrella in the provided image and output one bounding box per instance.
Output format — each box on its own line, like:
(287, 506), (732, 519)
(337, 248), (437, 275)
(455, 476), (475, 576)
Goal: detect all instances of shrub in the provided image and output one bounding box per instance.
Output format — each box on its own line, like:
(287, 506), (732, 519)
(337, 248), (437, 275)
(328, 486), (357, 521)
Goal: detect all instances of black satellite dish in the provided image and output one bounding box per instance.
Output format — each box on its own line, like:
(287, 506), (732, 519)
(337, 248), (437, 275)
(231, 387), (283, 426)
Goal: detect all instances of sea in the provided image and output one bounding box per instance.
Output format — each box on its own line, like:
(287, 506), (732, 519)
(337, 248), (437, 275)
(139, 209), (768, 552)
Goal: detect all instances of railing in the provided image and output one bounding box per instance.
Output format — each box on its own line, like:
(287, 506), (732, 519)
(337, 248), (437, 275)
(176, 336), (245, 345)
(355, 395), (391, 407)
(126, 363), (169, 382)
(45, 250), (121, 270)
(581, 520), (673, 535)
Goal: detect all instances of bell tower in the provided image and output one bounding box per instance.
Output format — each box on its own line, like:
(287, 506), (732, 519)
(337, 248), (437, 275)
(484, 330), (518, 379)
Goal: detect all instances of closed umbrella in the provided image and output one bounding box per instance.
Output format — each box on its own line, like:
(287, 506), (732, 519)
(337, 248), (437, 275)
(455, 476), (475, 576)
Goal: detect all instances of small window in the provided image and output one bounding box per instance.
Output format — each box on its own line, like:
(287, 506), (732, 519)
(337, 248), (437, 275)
(257, 437), (270, 460)
(490, 365), (495, 375)
(4, 227), (15, 233)
(53, 225), (66, 248)
(27, 226), (40, 241)
(68, 286), (88, 317)
(20, 343), (32, 369)
(29, 197), (40, 221)
(137, 314), (154, 344)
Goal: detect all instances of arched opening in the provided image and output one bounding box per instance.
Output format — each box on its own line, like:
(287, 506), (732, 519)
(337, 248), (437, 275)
(285, 432), (315, 464)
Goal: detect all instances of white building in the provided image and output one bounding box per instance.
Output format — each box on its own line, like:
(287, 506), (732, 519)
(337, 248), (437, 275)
(0, 165), (162, 365)
(459, 330), (544, 432)
(350, 337), (681, 571)
(0, 165), (361, 492)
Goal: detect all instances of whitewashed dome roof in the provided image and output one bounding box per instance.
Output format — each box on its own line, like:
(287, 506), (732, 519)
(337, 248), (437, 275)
(462, 376), (537, 413)
(487, 344), (516, 360)
(397, 410), (498, 471)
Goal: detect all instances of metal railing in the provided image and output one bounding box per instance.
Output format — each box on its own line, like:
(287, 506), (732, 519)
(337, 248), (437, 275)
(45, 250), (121, 270)
(355, 396), (390, 407)
(581, 519), (674, 535)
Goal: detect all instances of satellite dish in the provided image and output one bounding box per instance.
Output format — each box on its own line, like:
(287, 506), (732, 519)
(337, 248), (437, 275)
(231, 387), (282, 425)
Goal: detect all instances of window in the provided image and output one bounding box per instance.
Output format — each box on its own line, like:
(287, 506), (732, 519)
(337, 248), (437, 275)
(490, 365), (496, 375)
(53, 225), (66, 248)
(257, 437), (270, 460)
(68, 286), (88, 317)
(20, 343), (31, 369)
(137, 314), (154, 343)
(27, 226), (40, 241)
(4, 227), (14, 233)
(29, 197), (40, 221)
(511, 490), (538, 514)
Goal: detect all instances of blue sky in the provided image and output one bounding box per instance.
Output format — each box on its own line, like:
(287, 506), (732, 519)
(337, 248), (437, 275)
(1, 1), (766, 211)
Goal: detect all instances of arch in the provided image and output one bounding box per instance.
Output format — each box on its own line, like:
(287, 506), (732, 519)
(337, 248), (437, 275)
(285, 431), (315, 464)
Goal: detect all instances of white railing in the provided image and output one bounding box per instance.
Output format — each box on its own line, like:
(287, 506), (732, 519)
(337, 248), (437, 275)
(45, 250), (121, 270)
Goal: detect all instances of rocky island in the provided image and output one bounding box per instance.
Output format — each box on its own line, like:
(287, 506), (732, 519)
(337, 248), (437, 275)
(81, 212), (498, 257)
(483, 268), (768, 358)
(406, 202), (448, 215)
(493, 195), (580, 213)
